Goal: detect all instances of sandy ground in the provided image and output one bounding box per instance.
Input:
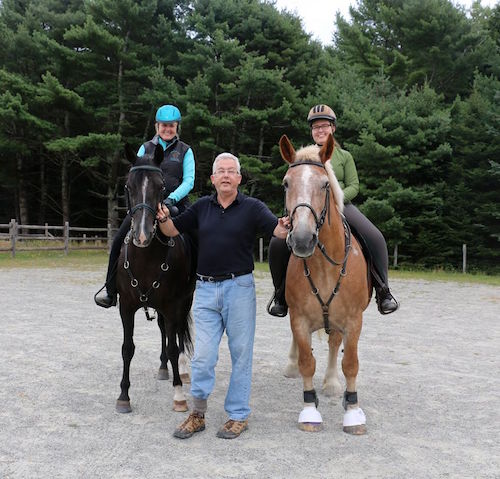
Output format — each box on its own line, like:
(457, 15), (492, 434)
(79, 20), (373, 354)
(0, 266), (499, 479)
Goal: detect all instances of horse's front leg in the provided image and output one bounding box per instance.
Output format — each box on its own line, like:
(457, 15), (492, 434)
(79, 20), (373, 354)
(157, 314), (169, 380)
(322, 330), (343, 397)
(293, 326), (322, 432)
(342, 317), (366, 435)
(166, 324), (188, 412)
(117, 309), (135, 413)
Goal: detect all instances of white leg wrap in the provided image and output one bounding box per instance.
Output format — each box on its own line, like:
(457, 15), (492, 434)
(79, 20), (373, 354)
(343, 407), (366, 427)
(173, 385), (185, 402)
(178, 352), (189, 376)
(298, 406), (323, 424)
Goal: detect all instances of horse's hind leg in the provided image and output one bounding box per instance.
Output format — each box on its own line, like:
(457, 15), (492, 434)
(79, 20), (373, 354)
(178, 331), (191, 384)
(165, 322), (188, 412)
(284, 336), (300, 378)
(323, 330), (343, 397)
(117, 310), (135, 413)
(157, 314), (169, 380)
(342, 317), (366, 435)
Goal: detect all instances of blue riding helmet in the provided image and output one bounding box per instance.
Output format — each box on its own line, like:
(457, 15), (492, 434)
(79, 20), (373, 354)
(155, 104), (181, 123)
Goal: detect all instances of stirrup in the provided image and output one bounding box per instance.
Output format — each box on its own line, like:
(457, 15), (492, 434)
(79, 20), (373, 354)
(266, 293), (288, 317)
(94, 290), (117, 308)
(376, 289), (399, 315)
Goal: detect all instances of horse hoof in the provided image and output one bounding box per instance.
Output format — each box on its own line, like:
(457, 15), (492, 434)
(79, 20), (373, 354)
(322, 382), (343, 397)
(116, 400), (132, 413)
(180, 373), (191, 384)
(284, 365), (300, 378)
(343, 424), (367, 435)
(157, 368), (169, 380)
(173, 400), (188, 412)
(299, 422), (323, 432)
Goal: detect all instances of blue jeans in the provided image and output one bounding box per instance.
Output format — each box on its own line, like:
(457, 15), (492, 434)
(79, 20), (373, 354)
(191, 273), (256, 420)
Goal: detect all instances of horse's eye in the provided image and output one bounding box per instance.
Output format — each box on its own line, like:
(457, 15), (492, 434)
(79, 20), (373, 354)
(323, 181), (330, 190)
(283, 180), (288, 190)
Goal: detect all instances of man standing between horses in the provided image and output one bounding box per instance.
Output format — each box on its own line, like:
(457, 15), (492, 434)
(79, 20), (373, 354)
(157, 152), (288, 439)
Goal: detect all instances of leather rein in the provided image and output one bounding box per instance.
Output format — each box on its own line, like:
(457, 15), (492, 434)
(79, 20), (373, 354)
(285, 160), (352, 334)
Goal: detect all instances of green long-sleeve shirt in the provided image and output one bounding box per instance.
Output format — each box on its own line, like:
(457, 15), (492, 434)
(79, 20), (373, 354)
(329, 146), (359, 203)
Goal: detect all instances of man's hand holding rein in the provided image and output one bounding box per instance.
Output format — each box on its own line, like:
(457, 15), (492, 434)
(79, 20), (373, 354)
(157, 203), (180, 236)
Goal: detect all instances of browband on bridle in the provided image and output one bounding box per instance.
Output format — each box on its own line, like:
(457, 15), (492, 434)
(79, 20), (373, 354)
(288, 160), (325, 169)
(126, 165), (164, 217)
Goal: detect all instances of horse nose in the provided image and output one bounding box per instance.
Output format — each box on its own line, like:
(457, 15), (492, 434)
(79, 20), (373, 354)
(288, 230), (317, 258)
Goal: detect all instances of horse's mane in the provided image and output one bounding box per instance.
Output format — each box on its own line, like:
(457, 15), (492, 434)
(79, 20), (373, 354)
(294, 145), (344, 213)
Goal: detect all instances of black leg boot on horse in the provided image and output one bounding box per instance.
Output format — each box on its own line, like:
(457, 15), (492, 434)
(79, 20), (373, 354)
(95, 216), (132, 308)
(267, 236), (290, 317)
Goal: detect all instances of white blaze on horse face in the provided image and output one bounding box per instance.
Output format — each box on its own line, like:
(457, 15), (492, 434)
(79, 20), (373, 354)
(292, 166), (323, 230)
(138, 176), (149, 245)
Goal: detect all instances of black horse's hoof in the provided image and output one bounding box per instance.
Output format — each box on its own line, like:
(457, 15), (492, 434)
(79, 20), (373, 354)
(157, 367), (169, 380)
(116, 400), (132, 413)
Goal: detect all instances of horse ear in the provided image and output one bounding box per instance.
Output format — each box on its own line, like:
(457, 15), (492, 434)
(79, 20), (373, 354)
(319, 133), (335, 164)
(279, 135), (296, 164)
(154, 143), (163, 166)
(124, 143), (138, 164)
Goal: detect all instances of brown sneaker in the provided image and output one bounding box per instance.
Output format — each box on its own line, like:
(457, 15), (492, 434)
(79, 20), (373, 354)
(173, 412), (205, 439)
(216, 419), (248, 439)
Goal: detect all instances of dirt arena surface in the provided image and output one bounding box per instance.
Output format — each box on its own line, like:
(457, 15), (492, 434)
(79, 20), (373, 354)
(0, 266), (499, 478)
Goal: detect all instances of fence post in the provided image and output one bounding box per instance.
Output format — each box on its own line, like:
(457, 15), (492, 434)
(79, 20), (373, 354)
(393, 244), (398, 268)
(64, 222), (69, 255)
(9, 218), (17, 258)
(45, 222), (49, 237)
(462, 244), (467, 274)
(259, 237), (263, 263)
(107, 222), (113, 253)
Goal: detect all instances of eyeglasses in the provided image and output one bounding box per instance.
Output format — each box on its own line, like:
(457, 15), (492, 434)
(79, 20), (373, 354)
(311, 123), (332, 132)
(214, 169), (240, 176)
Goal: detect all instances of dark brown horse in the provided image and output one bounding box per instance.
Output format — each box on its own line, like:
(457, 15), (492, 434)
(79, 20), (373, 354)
(279, 134), (370, 434)
(115, 143), (196, 414)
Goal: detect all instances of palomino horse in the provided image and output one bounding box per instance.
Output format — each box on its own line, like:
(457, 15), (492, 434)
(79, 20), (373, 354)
(115, 143), (196, 414)
(279, 133), (370, 434)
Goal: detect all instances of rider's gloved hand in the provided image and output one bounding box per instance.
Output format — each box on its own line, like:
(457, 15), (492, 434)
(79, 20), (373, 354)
(163, 197), (179, 216)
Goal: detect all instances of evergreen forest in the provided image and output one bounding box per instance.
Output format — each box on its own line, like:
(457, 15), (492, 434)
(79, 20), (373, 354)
(0, 0), (499, 272)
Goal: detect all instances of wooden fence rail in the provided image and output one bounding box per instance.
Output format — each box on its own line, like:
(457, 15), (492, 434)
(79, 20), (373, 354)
(0, 219), (115, 257)
(0, 220), (470, 272)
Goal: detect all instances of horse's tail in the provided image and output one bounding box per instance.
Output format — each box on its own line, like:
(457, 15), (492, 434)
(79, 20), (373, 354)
(178, 309), (193, 357)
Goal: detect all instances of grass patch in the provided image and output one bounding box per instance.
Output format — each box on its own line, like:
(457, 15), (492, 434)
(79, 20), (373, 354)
(1, 251), (498, 286)
(0, 249), (108, 269)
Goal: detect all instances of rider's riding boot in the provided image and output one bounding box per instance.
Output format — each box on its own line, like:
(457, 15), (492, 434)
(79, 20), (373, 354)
(268, 291), (288, 317)
(375, 286), (399, 315)
(95, 290), (117, 308)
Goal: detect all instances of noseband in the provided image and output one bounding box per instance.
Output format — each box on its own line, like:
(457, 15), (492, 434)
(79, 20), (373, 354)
(125, 165), (164, 217)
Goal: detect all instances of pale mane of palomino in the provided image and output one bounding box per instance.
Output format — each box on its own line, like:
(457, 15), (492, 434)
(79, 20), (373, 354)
(294, 145), (344, 213)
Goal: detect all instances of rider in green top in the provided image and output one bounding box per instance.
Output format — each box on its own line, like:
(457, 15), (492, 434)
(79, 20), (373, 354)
(268, 104), (399, 317)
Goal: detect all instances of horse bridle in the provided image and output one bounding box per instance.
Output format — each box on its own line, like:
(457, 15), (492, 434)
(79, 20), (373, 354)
(284, 160), (352, 334)
(285, 160), (330, 237)
(123, 164), (173, 306)
(125, 165), (165, 217)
